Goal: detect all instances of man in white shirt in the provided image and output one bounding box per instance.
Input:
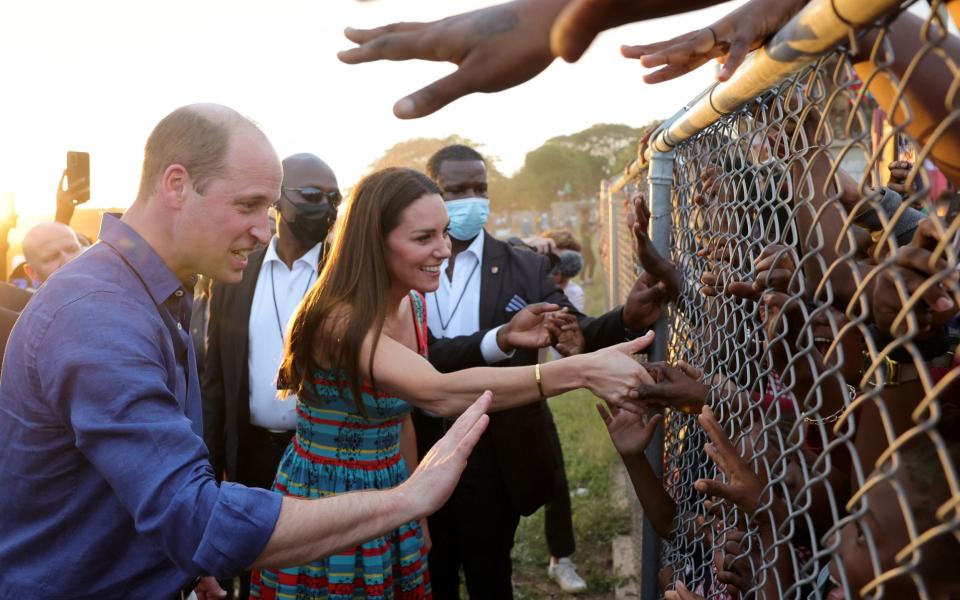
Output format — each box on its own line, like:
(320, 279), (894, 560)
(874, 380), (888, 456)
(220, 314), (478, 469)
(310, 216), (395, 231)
(416, 144), (676, 599)
(202, 152), (340, 598)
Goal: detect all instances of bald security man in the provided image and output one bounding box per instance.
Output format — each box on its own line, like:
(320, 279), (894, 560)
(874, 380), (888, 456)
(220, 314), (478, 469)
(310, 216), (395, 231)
(22, 221), (83, 287)
(202, 152), (341, 596)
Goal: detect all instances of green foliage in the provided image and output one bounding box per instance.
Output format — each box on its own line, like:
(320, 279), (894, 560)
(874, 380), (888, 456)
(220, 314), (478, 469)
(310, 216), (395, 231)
(367, 135), (512, 212)
(363, 121), (663, 216)
(510, 144), (608, 212)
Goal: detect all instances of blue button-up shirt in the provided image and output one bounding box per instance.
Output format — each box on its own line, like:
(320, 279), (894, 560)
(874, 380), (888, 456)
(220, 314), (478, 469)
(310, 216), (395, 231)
(0, 215), (281, 599)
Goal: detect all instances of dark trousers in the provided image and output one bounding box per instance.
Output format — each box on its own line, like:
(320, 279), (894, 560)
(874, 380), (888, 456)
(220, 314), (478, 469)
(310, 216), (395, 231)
(426, 436), (522, 599)
(230, 426), (294, 599)
(543, 408), (576, 558)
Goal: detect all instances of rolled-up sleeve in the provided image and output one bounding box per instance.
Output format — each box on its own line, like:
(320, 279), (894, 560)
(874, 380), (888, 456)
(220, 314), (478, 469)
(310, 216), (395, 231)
(39, 293), (281, 578)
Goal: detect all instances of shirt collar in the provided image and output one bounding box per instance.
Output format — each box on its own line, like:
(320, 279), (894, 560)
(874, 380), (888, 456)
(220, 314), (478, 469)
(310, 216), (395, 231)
(463, 231), (485, 260)
(98, 213), (191, 307)
(262, 236), (323, 271)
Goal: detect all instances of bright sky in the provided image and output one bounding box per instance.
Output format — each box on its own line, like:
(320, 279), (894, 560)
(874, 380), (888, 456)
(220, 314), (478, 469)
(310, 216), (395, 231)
(0, 0), (741, 242)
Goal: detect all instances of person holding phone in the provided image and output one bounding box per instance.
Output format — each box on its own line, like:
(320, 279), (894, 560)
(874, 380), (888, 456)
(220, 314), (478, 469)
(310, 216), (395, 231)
(55, 151), (91, 226)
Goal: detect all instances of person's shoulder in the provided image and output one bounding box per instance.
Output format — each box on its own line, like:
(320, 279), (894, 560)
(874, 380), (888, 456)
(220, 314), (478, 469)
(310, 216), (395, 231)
(26, 250), (157, 336)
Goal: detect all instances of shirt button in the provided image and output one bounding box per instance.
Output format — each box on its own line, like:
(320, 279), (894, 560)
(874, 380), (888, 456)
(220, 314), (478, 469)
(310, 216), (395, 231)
(174, 290), (184, 297)
(177, 322), (183, 330)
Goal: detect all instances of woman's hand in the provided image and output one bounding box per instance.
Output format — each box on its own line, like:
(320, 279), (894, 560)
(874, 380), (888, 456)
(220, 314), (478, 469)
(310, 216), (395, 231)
(580, 332), (656, 406)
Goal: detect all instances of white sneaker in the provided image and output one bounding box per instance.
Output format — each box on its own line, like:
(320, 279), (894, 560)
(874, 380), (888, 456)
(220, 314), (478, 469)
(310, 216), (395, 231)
(548, 557), (587, 594)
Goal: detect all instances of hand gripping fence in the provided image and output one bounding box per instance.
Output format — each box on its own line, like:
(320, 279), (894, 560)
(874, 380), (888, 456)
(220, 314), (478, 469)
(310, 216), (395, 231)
(599, 1), (960, 598)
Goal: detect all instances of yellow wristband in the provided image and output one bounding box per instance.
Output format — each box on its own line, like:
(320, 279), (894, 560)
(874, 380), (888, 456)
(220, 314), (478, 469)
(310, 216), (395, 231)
(535, 363), (545, 399)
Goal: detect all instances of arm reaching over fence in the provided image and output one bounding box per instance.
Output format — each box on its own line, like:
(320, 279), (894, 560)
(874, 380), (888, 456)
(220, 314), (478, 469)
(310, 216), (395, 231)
(619, 0), (807, 83)
(337, 0), (568, 119)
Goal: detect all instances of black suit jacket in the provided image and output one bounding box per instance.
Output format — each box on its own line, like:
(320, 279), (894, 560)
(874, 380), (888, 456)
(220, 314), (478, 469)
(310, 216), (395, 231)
(0, 282), (32, 313)
(201, 248), (268, 481)
(0, 283), (32, 369)
(0, 306), (18, 365)
(422, 231), (627, 515)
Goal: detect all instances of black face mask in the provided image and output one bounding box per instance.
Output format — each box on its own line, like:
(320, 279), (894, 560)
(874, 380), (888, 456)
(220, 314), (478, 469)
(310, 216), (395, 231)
(278, 194), (336, 247)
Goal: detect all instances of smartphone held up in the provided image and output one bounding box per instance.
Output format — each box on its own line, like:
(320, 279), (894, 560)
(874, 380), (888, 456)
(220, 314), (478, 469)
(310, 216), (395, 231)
(65, 151), (90, 205)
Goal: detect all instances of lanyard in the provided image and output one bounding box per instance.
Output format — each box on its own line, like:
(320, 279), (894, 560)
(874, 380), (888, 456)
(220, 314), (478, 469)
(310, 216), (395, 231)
(433, 259), (480, 332)
(270, 261), (316, 342)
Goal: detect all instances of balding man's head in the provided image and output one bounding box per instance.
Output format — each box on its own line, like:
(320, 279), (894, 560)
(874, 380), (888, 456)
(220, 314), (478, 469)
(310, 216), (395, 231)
(281, 154), (337, 189)
(136, 103), (269, 201)
(275, 154), (341, 249)
(22, 222), (83, 285)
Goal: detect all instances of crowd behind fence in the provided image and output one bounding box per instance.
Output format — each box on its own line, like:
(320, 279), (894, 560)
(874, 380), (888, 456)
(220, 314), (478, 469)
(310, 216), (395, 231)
(598, 1), (960, 598)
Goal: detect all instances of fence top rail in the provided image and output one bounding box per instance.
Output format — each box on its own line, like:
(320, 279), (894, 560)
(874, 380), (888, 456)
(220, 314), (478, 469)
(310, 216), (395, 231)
(608, 0), (908, 195)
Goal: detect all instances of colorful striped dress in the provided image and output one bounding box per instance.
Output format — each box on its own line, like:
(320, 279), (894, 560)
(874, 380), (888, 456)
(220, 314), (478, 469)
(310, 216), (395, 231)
(251, 292), (431, 600)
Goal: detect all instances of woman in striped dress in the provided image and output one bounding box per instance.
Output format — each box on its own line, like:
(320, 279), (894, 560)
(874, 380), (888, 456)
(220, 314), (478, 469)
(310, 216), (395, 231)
(252, 167), (655, 599)
(250, 292), (432, 599)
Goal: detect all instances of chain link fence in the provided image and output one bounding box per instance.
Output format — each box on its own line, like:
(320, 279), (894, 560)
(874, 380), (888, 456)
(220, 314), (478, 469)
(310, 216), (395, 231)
(599, 1), (960, 598)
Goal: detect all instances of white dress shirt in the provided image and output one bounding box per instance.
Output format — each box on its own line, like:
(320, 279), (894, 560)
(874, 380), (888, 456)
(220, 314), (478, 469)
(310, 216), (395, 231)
(564, 281), (585, 313)
(248, 237), (321, 431)
(426, 232), (512, 363)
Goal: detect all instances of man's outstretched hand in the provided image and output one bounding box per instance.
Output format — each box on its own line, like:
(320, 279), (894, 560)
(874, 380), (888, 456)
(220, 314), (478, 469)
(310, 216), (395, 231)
(400, 391), (492, 518)
(338, 0), (567, 119)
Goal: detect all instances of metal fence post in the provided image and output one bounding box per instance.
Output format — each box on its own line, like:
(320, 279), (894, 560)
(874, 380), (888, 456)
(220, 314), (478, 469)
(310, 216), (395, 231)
(608, 186), (620, 308)
(640, 149), (674, 600)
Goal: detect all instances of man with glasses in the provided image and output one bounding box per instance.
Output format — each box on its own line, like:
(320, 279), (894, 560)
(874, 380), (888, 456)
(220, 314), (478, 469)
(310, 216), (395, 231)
(202, 152), (341, 598)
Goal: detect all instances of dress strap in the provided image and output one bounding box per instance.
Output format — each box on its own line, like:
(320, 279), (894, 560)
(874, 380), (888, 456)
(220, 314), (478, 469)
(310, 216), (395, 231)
(409, 291), (428, 357)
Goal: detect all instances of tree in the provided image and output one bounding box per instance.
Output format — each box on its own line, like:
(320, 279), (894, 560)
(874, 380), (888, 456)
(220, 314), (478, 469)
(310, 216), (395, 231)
(509, 144), (607, 211)
(367, 135), (513, 212)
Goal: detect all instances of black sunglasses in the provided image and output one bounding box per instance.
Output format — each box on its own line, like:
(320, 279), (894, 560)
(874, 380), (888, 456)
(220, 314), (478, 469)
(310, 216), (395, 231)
(283, 186), (342, 207)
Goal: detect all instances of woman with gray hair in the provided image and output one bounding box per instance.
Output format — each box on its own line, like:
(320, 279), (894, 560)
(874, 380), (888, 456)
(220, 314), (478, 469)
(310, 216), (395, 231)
(553, 249), (585, 312)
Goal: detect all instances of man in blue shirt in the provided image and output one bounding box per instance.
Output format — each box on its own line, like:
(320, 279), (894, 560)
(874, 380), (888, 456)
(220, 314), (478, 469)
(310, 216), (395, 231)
(0, 103), (491, 600)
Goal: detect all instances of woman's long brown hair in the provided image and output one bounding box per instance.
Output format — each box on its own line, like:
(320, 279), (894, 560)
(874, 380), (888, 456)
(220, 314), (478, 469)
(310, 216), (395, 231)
(277, 167), (441, 417)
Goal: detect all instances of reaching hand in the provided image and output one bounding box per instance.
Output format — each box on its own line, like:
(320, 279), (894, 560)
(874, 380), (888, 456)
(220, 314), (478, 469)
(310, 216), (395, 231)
(664, 581), (708, 600)
(401, 391), (492, 518)
(545, 309), (586, 356)
(497, 302), (561, 352)
(550, 0), (675, 63)
(620, 0), (807, 84)
(522, 235), (559, 255)
(338, 0), (565, 119)
(634, 361), (709, 414)
(622, 193), (681, 330)
(872, 218), (959, 337)
(596, 401), (662, 458)
(886, 160), (913, 195)
(712, 527), (758, 598)
(55, 169), (90, 225)
(694, 405), (766, 515)
(726, 244), (799, 302)
(581, 332), (657, 407)
(632, 193), (681, 299)
(193, 576), (227, 600)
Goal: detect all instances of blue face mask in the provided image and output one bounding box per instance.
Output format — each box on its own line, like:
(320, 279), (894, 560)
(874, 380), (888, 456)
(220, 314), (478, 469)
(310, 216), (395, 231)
(445, 197), (490, 241)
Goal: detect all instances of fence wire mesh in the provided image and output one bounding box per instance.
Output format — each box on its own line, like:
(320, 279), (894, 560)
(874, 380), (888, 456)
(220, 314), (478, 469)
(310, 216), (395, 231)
(600, 3), (960, 599)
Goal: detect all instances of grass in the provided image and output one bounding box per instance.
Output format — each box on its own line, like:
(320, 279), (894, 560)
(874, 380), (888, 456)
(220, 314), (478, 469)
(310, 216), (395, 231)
(510, 277), (630, 599)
